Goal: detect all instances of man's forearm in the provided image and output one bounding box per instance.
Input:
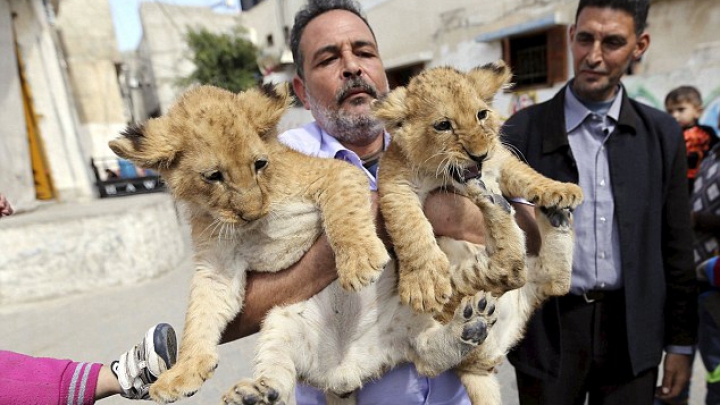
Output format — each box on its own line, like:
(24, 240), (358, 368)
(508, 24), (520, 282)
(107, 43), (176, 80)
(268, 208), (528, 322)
(512, 202), (540, 256)
(220, 235), (337, 343)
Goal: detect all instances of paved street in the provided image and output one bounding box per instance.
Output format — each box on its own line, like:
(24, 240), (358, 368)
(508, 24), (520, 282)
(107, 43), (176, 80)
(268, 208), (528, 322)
(0, 252), (708, 404)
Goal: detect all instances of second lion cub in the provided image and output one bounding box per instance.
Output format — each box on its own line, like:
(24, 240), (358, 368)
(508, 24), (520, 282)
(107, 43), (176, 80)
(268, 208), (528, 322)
(374, 61), (584, 404)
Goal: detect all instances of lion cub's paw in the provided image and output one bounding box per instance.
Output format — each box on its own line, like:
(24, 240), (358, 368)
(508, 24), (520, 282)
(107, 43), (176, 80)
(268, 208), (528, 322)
(527, 182), (583, 210)
(486, 261), (527, 296)
(483, 193), (512, 213)
(468, 178), (513, 214)
(150, 353), (218, 403)
(398, 252), (452, 313)
(336, 239), (389, 292)
(222, 378), (285, 405)
(539, 206), (573, 229)
(453, 291), (498, 346)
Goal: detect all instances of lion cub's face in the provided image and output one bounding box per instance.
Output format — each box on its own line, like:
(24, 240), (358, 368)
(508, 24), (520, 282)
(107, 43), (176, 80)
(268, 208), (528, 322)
(372, 62), (512, 180)
(109, 84), (291, 225)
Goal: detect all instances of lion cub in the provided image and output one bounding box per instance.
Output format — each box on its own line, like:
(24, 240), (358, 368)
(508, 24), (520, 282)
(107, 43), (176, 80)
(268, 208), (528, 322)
(110, 84), (498, 405)
(374, 61), (584, 404)
(109, 84), (390, 403)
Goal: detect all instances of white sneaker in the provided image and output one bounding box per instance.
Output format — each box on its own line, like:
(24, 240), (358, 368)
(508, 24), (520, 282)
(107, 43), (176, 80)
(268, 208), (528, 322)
(111, 323), (177, 399)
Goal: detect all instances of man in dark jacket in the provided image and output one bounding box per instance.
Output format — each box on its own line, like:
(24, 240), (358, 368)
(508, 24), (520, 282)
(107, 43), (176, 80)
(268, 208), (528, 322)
(502, 0), (698, 404)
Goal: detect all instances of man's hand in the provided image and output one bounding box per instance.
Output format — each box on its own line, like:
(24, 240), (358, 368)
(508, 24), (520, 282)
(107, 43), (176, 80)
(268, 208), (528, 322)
(0, 193), (14, 218)
(655, 353), (693, 400)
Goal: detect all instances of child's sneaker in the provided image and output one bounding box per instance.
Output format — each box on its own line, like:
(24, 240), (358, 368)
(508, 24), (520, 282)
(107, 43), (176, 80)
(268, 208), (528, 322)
(111, 323), (177, 399)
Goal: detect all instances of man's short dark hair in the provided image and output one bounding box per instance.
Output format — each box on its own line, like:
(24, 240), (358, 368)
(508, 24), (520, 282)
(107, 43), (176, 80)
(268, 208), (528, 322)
(290, 0), (375, 78)
(576, 0), (650, 35)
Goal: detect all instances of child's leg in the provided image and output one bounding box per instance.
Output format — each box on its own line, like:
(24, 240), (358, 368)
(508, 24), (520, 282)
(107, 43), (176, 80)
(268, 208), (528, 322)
(0, 350), (102, 405)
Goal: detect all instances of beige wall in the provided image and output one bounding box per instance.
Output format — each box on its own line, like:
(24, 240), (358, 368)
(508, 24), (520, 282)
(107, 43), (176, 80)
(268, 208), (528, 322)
(56, 0), (125, 125)
(56, 0), (128, 163)
(644, 0), (720, 75)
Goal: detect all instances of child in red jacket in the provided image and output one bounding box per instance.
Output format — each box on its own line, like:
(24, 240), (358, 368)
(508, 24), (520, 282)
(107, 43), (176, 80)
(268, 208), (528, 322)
(665, 86), (718, 193)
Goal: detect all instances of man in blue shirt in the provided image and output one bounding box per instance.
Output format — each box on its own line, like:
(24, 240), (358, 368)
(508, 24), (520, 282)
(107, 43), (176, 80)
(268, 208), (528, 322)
(502, 0), (698, 404)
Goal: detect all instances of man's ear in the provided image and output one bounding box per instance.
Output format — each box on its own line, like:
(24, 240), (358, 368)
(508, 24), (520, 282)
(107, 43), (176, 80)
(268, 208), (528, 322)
(108, 119), (178, 170)
(634, 32), (650, 61)
(292, 74), (310, 110)
(468, 60), (514, 103)
(370, 87), (408, 128)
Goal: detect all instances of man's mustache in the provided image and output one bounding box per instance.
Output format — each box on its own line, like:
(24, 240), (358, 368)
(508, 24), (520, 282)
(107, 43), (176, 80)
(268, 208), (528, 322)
(336, 79), (379, 104)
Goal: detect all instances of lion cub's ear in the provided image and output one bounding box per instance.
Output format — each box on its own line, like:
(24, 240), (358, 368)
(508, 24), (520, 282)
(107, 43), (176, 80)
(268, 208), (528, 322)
(371, 87), (408, 128)
(109, 118), (178, 170)
(243, 83), (293, 139)
(468, 60), (514, 103)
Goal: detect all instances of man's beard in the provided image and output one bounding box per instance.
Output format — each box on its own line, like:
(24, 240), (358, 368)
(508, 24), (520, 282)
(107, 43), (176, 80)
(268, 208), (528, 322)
(307, 78), (386, 146)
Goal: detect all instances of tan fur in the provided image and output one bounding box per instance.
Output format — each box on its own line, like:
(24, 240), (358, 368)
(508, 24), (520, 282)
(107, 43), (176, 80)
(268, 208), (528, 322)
(373, 61), (583, 405)
(110, 84), (501, 405)
(109, 84), (390, 403)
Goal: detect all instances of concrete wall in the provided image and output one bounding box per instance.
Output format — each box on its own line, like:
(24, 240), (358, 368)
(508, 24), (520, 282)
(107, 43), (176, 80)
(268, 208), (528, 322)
(0, 193), (189, 304)
(138, 3), (245, 114)
(0, 0), (35, 211)
(55, 0), (128, 166)
(8, 0), (94, 204)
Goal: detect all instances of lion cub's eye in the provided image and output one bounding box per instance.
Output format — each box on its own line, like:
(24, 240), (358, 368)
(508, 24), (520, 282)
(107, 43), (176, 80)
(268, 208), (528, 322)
(202, 170), (224, 183)
(254, 159), (268, 172)
(433, 120), (452, 131)
(477, 109), (490, 121)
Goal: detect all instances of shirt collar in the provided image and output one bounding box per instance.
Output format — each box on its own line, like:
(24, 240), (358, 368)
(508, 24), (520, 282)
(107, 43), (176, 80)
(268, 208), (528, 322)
(564, 84), (623, 133)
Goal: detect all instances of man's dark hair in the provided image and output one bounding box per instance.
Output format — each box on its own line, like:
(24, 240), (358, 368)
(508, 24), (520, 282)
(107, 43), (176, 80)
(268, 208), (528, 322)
(290, 0), (375, 78)
(576, 0), (650, 35)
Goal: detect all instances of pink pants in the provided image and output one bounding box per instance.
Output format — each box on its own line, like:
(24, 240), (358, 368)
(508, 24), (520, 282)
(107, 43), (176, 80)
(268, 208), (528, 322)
(0, 350), (102, 405)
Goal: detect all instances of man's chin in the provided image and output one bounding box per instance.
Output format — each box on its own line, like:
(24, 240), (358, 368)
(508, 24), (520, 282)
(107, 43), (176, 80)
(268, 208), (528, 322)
(339, 101), (373, 116)
(573, 79), (612, 100)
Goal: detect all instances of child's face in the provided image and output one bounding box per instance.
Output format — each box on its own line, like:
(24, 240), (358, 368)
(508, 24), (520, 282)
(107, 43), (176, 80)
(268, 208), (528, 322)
(666, 101), (702, 128)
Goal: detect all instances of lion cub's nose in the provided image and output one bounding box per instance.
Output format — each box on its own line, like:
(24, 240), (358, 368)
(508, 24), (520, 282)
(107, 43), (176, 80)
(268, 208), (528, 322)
(468, 153), (488, 164)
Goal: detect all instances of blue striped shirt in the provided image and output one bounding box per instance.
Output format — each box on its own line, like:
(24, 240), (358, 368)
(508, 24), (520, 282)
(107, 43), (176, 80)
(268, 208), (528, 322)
(564, 86), (624, 294)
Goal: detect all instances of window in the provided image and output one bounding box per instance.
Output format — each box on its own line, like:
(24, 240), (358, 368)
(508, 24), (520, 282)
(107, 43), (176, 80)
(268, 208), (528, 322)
(386, 63), (425, 89)
(502, 25), (568, 89)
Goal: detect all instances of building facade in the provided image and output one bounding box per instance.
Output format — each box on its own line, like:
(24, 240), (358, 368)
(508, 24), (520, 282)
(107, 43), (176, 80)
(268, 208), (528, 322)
(136, 2), (248, 115)
(241, 0), (720, 131)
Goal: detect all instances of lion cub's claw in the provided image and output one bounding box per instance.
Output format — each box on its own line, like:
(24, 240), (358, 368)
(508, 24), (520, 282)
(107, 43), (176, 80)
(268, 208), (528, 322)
(150, 355), (218, 404)
(336, 243), (389, 292)
(399, 254), (452, 313)
(223, 378), (285, 405)
(529, 183), (583, 210)
(455, 291), (497, 346)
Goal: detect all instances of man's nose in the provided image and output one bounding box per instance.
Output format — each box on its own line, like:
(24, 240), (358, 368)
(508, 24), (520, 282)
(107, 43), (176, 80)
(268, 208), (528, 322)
(586, 42), (602, 66)
(341, 53), (362, 78)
